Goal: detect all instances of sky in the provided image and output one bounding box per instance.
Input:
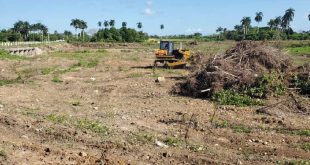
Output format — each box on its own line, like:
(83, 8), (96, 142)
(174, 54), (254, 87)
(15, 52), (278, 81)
(0, 0), (309, 35)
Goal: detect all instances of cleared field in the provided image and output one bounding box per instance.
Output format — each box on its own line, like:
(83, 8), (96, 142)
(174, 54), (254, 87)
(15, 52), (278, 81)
(0, 41), (309, 164)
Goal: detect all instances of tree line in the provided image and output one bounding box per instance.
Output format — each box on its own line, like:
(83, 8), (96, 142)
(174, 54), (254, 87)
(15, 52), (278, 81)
(214, 8), (310, 41)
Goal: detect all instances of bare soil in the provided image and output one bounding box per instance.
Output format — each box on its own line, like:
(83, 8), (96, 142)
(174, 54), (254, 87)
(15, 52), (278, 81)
(0, 43), (309, 165)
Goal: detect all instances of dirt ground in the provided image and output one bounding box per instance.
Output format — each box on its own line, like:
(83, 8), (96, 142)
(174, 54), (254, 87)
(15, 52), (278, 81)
(0, 42), (309, 165)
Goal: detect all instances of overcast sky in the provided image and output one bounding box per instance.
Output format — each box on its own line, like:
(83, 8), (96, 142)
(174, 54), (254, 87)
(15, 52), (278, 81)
(0, 0), (309, 35)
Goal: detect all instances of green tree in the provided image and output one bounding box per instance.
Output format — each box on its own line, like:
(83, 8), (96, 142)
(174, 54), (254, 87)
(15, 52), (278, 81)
(308, 14), (310, 21)
(267, 19), (275, 31)
(216, 26), (223, 39)
(70, 19), (81, 38)
(13, 20), (31, 41)
(160, 24), (164, 30)
(122, 22), (127, 28)
(241, 17), (251, 39)
(104, 20), (109, 29)
(282, 8), (295, 32)
(98, 21), (102, 28)
(109, 20), (115, 28)
(255, 12), (263, 32)
(137, 22), (142, 31)
(79, 20), (88, 41)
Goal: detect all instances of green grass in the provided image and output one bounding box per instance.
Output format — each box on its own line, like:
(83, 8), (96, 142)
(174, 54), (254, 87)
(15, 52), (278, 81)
(41, 67), (57, 75)
(52, 50), (108, 68)
(276, 128), (310, 137)
(164, 137), (184, 147)
(52, 75), (63, 83)
(0, 76), (21, 86)
(76, 119), (108, 134)
(232, 124), (252, 133)
(0, 149), (7, 159)
(0, 49), (27, 60)
(285, 46), (310, 56)
(212, 119), (229, 128)
(212, 90), (263, 107)
(46, 114), (108, 135)
(301, 143), (310, 151)
(284, 160), (310, 165)
(46, 114), (69, 124)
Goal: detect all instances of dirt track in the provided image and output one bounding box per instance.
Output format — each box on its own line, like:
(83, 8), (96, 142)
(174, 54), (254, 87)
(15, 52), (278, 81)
(0, 43), (309, 164)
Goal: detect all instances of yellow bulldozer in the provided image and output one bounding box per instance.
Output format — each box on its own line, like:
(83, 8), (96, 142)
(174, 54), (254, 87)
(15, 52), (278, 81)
(154, 41), (191, 69)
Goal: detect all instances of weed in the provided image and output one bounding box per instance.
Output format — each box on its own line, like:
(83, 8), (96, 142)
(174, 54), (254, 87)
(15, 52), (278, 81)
(286, 46), (310, 56)
(70, 100), (81, 106)
(212, 90), (263, 107)
(41, 67), (56, 75)
(301, 143), (310, 151)
(22, 108), (39, 117)
(164, 137), (184, 147)
(76, 119), (108, 134)
(0, 149), (7, 158)
(284, 160), (310, 165)
(128, 73), (143, 78)
(52, 75), (63, 83)
(189, 144), (207, 152)
(46, 114), (69, 124)
(232, 124), (252, 133)
(243, 73), (286, 98)
(212, 119), (229, 128)
(0, 49), (27, 60)
(0, 77), (21, 86)
(131, 132), (156, 144)
(276, 128), (310, 137)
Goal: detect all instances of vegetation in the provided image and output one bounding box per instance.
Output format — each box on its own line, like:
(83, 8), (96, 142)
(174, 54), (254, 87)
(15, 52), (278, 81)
(212, 90), (263, 107)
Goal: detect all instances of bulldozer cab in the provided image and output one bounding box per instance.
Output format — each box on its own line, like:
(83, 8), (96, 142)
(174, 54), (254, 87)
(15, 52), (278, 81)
(160, 41), (174, 55)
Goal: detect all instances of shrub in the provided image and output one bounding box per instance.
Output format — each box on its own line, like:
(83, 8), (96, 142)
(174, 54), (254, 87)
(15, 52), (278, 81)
(212, 90), (263, 107)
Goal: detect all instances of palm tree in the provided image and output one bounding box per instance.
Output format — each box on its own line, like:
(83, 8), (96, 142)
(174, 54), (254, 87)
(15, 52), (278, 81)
(160, 24), (164, 30)
(268, 19), (275, 31)
(274, 16), (282, 31)
(255, 12), (263, 32)
(122, 22), (127, 28)
(98, 21), (102, 28)
(79, 20), (88, 41)
(70, 19), (80, 38)
(282, 8), (295, 31)
(13, 20), (31, 41)
(104, 20), (109, 29)
(109, 20), (115, 28)
(137, 22), (143, 31)
(241, 17), (251, 39)
(216, 27), (223, 39)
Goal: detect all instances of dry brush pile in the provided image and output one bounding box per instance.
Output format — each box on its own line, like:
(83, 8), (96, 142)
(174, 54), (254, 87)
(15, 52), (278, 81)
(173, 41), (309, 109)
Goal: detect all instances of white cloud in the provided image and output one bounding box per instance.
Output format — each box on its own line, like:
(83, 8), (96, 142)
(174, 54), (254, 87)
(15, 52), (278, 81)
(142, 0), (156, 15)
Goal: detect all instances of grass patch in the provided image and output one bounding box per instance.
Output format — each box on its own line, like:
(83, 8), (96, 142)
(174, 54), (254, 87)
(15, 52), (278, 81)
(0, 77), (21, 86)
(46, 114), (69, 124)
(301, 143), (310, 151)
(52, 50), (108, 68)
(70, 100), (81, 106)
(212, 90), (263, 107)
(285, 46), (310, 56)
(212, 119), (229, 128)
(0, 149), (7, 159)
(164, 137), (184, 147)
(232, 124), (252, 133)
(189, 144), (207, 152)
(52, 75), (63, 83)
(46, 114), (108, 135)
(276, 128), (310, 137)
(284, 160), (310, 165)
(22, 108), (40, 117)
(76, 119), (108, 134)
(129, 132), (156, 144)
(123, 54), (140, 61)
(41, 67), (57, 75)
(0, 49), (27, 60)
(128, 73), (143, 78)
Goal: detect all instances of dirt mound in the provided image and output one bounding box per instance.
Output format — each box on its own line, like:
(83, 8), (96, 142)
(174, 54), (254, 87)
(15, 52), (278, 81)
(173, 41), (293, 97)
